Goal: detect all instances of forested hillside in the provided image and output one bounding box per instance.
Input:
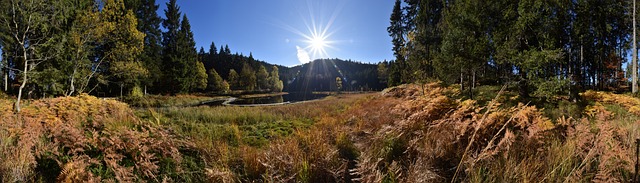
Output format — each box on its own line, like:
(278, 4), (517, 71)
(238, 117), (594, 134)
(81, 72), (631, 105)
(385, 0), (635, 99)
(282, 59), (385, 92)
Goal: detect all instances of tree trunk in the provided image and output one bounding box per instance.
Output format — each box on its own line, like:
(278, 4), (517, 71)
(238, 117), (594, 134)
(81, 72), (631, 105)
(633, 0), (638, 93)
(15, 48), (28, 112)
(460, 68), (464, 91)
(3, 68), (7, 92)
(518, 68), (529, 98)
(67, 66), (77, 96)
(471, 69), (476, 99)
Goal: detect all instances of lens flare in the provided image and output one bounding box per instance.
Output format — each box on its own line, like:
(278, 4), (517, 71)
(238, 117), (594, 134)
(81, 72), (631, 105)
(275, 1), (345, 64)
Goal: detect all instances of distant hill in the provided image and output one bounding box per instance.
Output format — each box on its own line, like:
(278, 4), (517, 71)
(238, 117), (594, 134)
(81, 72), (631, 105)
(279, 59), (384, 92)
(202, 49), (383, 92)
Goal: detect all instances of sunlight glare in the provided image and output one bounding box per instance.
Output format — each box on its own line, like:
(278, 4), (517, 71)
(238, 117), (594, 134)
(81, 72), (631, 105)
(310, 35), (327, 52)
(275, 1), (345, 64)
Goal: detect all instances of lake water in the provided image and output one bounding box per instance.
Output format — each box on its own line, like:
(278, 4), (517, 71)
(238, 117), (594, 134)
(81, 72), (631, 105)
(195, 93), (328, 107)
(229, 93), (328, 105)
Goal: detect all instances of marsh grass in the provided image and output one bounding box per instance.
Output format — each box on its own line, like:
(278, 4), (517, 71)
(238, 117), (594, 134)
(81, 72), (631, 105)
(134, 94), (370, 182)
(123, 94), (224, 107)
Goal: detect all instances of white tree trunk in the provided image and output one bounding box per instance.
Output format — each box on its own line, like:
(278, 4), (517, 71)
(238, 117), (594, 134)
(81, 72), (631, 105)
(15, 46), (28, 112)
(633, 0), (638, 93)
(3, 69), (7, 92)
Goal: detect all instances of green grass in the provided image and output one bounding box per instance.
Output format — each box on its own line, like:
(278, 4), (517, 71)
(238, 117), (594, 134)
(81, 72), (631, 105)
(135, 94), (370, 151)
(123, 94), (225, 107)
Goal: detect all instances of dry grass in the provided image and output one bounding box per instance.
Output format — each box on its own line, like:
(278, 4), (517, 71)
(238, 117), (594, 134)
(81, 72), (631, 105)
(345, 84), (638, 182)
(3, 85), (639, 182)
(0, 94), (201, 182)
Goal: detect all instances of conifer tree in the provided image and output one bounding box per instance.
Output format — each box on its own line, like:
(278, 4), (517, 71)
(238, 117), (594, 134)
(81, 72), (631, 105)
(387, 0), (406, 85)
(161, 0), (181, 93)
(176, 14), (201, 92)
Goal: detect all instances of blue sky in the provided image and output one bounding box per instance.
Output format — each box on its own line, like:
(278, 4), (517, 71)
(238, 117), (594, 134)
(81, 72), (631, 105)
(157, 0), (395, 66)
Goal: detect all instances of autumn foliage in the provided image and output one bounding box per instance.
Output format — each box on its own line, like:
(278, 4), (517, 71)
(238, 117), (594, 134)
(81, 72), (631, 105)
(0, 94), (200, 182)
(346, 84), (637, 182)
(2, 84), (639, 182)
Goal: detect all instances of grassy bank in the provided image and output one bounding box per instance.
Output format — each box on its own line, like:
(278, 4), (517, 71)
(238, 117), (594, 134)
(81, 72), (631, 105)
(2, 83), (639, 182)
(123, 94), (227, 108)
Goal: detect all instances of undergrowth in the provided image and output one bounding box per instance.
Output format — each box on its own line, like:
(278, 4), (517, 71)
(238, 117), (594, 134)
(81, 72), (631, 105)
(0, 94), (203, 182)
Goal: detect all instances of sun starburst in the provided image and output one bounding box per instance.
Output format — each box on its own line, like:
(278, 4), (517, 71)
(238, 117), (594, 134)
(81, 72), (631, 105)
(277, 1), (345, 64)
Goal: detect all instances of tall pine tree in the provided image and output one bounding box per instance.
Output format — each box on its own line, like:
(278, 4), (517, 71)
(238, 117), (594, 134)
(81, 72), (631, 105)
(388, 0), (405, 86)
(161, 0), (181, 93)
(176, 15), (204, 92)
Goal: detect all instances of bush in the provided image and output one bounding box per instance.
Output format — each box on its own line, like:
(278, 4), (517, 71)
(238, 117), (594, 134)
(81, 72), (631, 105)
(130, 85), (144, 98)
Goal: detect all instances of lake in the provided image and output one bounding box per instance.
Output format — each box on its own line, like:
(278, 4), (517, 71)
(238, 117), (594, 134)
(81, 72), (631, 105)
(228, 93), (328, 106)
(195, 93), (329, 107)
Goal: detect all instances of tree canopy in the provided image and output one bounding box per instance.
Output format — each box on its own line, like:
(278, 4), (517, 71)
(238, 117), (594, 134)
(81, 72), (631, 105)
(386, 0), (635, 99)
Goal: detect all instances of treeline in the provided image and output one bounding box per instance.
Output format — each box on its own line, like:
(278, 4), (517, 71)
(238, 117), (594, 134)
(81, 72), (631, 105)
(282, 58), (385, 92)
(197, 43), (284, 93)
(385, 0), (634, 99)
(0, 0), (284, 111)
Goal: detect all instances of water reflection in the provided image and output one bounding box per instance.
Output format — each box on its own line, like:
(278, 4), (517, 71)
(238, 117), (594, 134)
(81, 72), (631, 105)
(230, 93), (327, 105)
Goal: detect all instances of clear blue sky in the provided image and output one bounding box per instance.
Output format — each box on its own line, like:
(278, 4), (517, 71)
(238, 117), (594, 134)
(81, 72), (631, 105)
(157, 0), (395, 66)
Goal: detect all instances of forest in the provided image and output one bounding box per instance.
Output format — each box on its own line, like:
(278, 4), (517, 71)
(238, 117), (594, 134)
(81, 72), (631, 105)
(0, 0), (382, 112)
(384, 0), (635, 100)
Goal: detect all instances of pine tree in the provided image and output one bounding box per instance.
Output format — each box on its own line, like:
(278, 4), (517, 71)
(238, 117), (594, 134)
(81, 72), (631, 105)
(388, 0), (406, 85)
(161, 0), (181, 93)
(224, 45), (231, 55)
(176, 14), (200, 92)
(199, 47), (206, 61)
(209, 41), (218, 56)
(206, 41), (217, 71)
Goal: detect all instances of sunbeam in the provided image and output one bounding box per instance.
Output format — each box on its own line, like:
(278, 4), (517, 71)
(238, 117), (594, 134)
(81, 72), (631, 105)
(272, 0), (346, 64)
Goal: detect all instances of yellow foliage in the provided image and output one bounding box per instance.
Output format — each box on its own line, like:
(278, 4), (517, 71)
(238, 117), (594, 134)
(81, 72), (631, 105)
(582, 90), (640, 116)
(0, 94), (192, 181)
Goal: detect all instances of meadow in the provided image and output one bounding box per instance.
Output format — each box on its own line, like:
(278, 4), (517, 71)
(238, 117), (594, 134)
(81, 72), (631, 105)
(1, 83), (640, 182)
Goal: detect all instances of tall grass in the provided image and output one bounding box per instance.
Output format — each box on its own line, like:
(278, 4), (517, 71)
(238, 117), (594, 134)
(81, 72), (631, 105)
(123, 94), (224, 107)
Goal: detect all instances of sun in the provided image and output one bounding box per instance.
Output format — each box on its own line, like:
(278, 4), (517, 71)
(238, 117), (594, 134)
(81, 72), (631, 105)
(310, 35), (327, 52)
(302, 29), (333, 60)
(278, 1), (345, 64)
